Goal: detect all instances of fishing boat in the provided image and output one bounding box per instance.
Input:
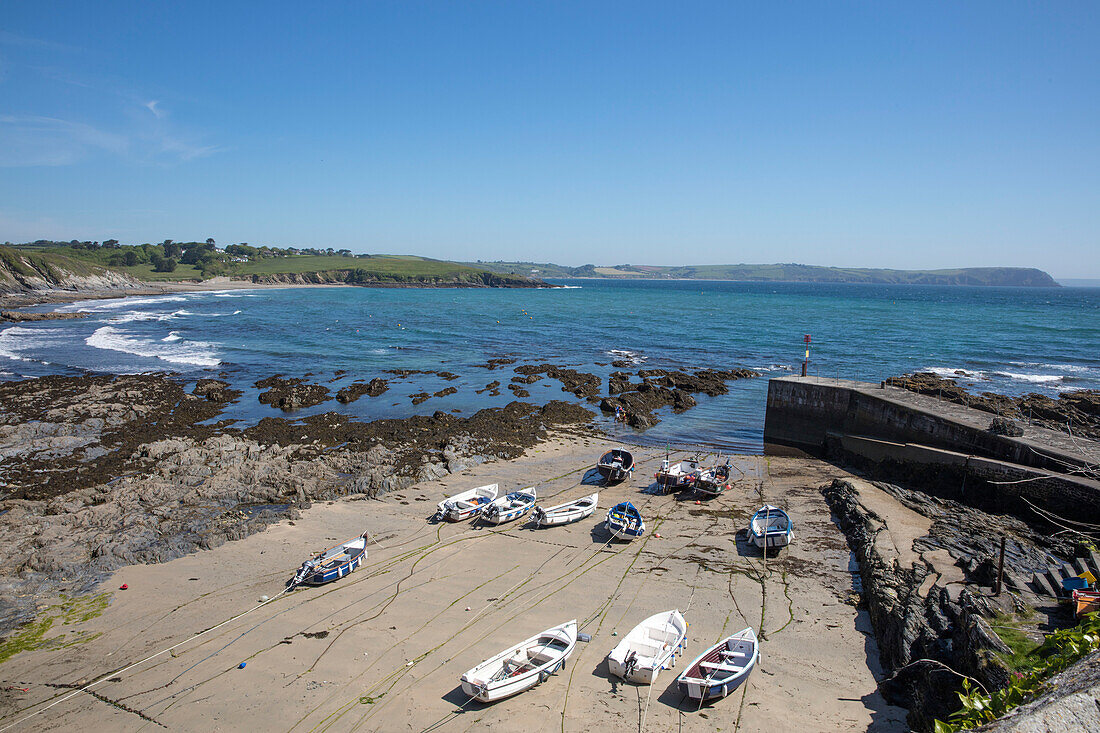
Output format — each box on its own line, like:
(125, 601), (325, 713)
(676, 627), (758, 702)
(435, 483), (498, 522)
(748, 505), (793, 550)
(291, 534), (368, 586)
(460, 619), (578, 702)
(654, 456), (698, 493)
(694, 459), (731, 497)
(596, 448), (634, 483)
(606, 501), (645, 540)
(1074, 589), (1100, 618)
(532, 492), (598, 527)
(481, 487), (537, 525)
(607, 609), (687, 684)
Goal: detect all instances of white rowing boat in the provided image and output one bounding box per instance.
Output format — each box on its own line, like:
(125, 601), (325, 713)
(435, 483), (498, 522)
(532, 492), (598, 527)
(481, 487), (537, 525)
(460, 619), (577, 702)
(748, 505), (793, 550)
(607, 609), (687, 684)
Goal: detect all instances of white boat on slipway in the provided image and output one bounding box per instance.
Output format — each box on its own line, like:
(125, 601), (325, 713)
(481, 487), (537, 525)
(460, 620), (578, 702)
(531, 492), (598, 527)
(606, 609), (687, 684)
(435, 483), (498, 522)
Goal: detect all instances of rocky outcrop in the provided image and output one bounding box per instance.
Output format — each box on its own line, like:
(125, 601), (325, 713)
(887, 373), (1100, 440)
(821, 479), (1032, 731)
(192, 379), (241, 403)
(0, 311), (90, 321)
(335, 378), (389, 403)
(513, 364), (601, 398)
(0, 373), (595, 634)
(599, 367), (760, 428)
(973, 651), (1100, 732)
(255, 375), (331, 410)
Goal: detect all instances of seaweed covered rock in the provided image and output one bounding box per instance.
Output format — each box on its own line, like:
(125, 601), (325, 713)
(255, 375), (330, 410)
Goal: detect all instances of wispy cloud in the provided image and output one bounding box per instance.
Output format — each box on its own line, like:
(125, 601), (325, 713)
(0, 115), (128, 167)
(144, 100), (165, 118)
(0, 30), (77, 53)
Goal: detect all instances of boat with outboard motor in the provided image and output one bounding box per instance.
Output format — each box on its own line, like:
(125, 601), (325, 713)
(607, 609), (687, 684)
(291, 533), (368, 586)
(460, 619), (578, 702)
(694, 459), (731, 497)
(654, 455), (698, 493)
(482, 487), (537, 525)
(435, 483), (498, 522)
(606, 501), (645, 540)
(597, 448), (634, 483)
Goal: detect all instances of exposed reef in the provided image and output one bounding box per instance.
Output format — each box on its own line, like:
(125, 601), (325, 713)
(0, 373), (595, 634)
(887, 372), (1100, 440)
(254, 375), (331, 410)
(599, 367), (760, 427)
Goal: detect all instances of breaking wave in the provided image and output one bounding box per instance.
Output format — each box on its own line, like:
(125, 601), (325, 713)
(85, 326), (220, 367)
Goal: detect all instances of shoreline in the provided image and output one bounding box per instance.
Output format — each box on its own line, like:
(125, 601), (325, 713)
(0, 274), (558, 310)
(0, 432), (908, 731)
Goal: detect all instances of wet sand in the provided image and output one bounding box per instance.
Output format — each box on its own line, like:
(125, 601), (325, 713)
(0, 436), (907, 732)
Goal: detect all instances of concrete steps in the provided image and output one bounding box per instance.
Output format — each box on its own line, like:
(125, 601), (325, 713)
(1030, 555), (1100, 597)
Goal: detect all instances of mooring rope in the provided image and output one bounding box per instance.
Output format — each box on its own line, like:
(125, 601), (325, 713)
(0, 582), (297, 732)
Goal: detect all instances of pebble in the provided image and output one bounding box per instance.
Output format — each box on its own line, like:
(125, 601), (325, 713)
(259, 595), (269, 602)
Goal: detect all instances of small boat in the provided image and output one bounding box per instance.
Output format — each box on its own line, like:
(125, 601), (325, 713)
(532, 492), (598, 527)
(606, 501), (645, 540)
(460, 619), (577, 703)
(607, 609), (687, 684)
(676, 627), (758, 702)
(482, 488), (537, 525)
(291, 534), (368, 586)
(694, 459), (731, 497)
(1074, 589), (1100, 618)
(654, 456), (698, 493)
(748, 505), (793, 550)
(436, 483), (498, 522)
(597, 448), (634, 483)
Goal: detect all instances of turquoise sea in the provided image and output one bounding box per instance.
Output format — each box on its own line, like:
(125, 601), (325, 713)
(2, 279), (1098, 453)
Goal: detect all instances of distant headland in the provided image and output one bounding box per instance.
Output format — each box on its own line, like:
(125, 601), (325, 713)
(468, 261), (1061, 287)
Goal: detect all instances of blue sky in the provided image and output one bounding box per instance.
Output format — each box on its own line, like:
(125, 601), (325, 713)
(1, 2), (1097, 276)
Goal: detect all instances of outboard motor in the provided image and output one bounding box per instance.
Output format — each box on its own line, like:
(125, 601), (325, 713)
(291, 557), (318, 588)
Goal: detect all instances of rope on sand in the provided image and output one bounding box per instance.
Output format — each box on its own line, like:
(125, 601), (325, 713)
(0, 584), (295, 732)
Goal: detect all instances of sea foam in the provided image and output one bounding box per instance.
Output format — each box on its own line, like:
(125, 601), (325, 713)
(86, 326), (220, 367)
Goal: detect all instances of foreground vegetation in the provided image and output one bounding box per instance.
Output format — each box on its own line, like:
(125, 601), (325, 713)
(935, 612), (1100, 731)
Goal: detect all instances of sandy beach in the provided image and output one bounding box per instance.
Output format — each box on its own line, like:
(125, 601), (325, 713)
(0, 436), (907, 732)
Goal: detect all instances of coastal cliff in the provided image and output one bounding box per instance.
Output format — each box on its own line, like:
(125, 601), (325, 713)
(0, 246), (137, 296)
(248, 269), (547, 288)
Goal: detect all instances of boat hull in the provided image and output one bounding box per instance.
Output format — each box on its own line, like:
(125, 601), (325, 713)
(460, 621), (577, 703)
(597, 450), (634, 483)
(676, 655), (755, 700)
(607, 610), (687, 685)
(676, 628), (758, 702)
(533, 496), (597, 527)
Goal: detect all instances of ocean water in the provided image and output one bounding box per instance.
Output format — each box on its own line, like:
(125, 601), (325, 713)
(2, 280), (1098, 453)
